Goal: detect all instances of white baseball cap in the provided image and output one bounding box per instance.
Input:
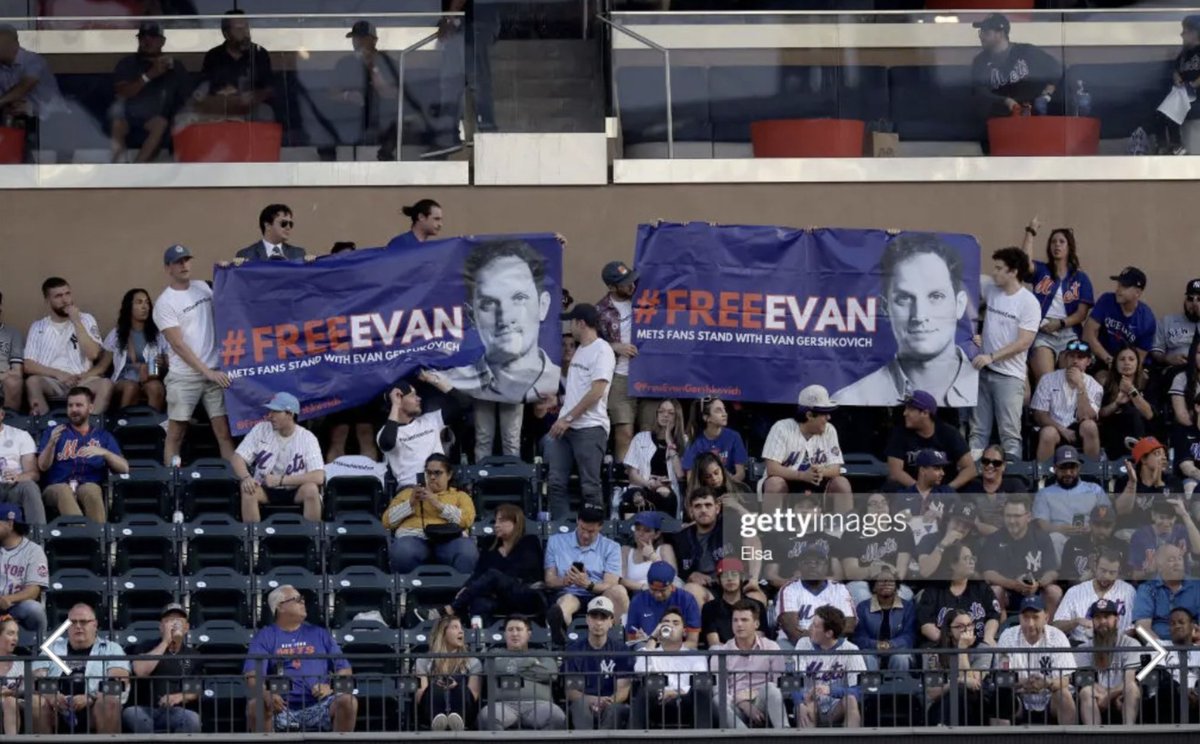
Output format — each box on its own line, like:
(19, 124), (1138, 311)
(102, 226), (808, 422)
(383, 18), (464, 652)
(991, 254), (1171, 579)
(587, 596), (615, 616)
(797, 384), (838, 413)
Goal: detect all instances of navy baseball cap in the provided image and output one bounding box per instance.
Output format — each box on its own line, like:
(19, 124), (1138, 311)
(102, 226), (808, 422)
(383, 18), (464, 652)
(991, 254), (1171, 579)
(578, 503), (606, 524)
(346, 20), (377, 38)
(601, 260), (638, 287)
(0, 503), (24, 524)
(947, 501), (977, 521)
(904, 390), (938, 414)
(1187, 278), (1200, 295)
(137, 21), (164, 38)
(914, 449), (949, 468)
(1185, 15), (1200, 32)
(1019, 596), (1045, 613)
(1087, 598), (1120, 618)
(973, 13), (1010, 34)
(561, 303), (601, 328)
(1111, 267), (1147, 290)
(1054, 445), (1081, 466)
(163, 244), (192, 265)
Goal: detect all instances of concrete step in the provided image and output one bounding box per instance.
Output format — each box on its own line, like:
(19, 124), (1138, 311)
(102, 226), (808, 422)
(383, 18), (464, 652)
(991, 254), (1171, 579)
(493, 74), (604, 102)
(491, 38), (599, 62)
(492, 116), (605, 134)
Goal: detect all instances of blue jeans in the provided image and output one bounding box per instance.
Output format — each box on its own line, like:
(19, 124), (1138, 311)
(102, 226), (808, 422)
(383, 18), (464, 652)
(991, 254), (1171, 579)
(543, 426), (608, 520)
(8, 598), (47, 635)
(969, 368), (1026, 459)
(389, 536), (479, 574)
(122, 705), (202, 733)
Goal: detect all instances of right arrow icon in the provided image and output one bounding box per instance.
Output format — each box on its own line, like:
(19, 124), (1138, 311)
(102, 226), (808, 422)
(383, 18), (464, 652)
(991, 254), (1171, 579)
(1135, 626), (1168, 682)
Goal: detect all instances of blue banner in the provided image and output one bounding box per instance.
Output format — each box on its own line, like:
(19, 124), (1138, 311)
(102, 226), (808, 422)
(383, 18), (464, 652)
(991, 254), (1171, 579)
(214, 234), (563, 434)
(628, 222), (982, 407)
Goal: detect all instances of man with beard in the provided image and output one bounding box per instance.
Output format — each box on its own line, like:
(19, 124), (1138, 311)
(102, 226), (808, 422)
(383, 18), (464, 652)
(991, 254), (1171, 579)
(36, 387), (128, 522)
(1151, 278), (1200, 376)
(596, 260), (640, 460)
(675, 488), (760, 608)
(1061, 505), (1126, 581)
(1075, 599), (1141, 725)
(979, 496), (1063, 618)
(1033, 445), (1109, 558)
(994, 596), (1077, 724)
(110, 22), (188, 163)
(895, 449), (960, 547)
(23, 277), (111, 415)
(177, 9), (274, 129)
(1053, 549), (1136, 644)
(970, 13), (1061, 120)
(1133, 544), (1200, 641)
(776, 546), (856, 646)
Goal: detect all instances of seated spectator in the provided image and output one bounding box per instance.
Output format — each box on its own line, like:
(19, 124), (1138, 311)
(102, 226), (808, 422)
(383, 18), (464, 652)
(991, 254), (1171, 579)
(701, 558), (769, 648)
(31, 603), (129, 734)
(330, 21), (399, 162)
(895, 449), (960, 545)
(236, 204), (305, 262)
(925, 610), (990, 726)
(1152, 607), (1200, 724)
(1150, 278), (1200, 384)
(24, 277), (112, 415)
(885, 391), (975, 491)
(0, 503), (47, 634)
(429, 503), (541, 623)
(761, 384), (851, 515)
(676, 488), (766, 608)
(0, 407), (44, 525)
(626, 562), (701, 648)
(971, 13), (1061, 119)
(979, 495), (1063, 618)
(776, 546), (856, 647)
(0, 24), (65, 160)
(1030, 342), (1102, 462)
(1169, 335), (1200, 434)
(621, 399), (686, 519)
(0, 614), (24, 735)
(176, 10), (274, 131)
(377, 379), (447, 488)
(763, 492), (836, 591)
(852, 570), (915, 672)
(1176, 393), (1200, 510)
(993, 596), (1077, 725)
(382, 453), (476, 575)
(479, 615), (565, 731)
(0, 290), (25, 410)
(713, 599), (787, 729)
(122, 603), (202, 734)
(232, 392), (325, 523)
(415, 616), (480, 731)
(564, 596), (633, 730)
(1020, 218), (1094, 389)
(839, 492), (914, 603)
(1061, 504), (1126, 581)
(1032, 445), (1109, 558)
(110, 22), (188, 163)
(685, 452), (751, 517)
(619, 510), (679, 594)
(794, 605), (863, 729)
(1116, 436), (1175, 532)
(1128, 497), (1200, 580)
(631, 607), (716, 729)
(915, 501), (981, 580)
(37, 387), (129, 522)
(681, 397), (747, 483)
(1053, 548), (1136, 645)
(544, 504), (627, 647)
(916, 544), (1000, 647)
(1098, 345), (1153, 460)
(1082, 267), (1156, 375)
(103, 288), (165, 412)
(1075, 599), (1142, 725)
(1132, 543), (1200, 641)
(244, 585), (357, 733)
(1159, 18), (1200, 155)
(963, 445), (1019, 536)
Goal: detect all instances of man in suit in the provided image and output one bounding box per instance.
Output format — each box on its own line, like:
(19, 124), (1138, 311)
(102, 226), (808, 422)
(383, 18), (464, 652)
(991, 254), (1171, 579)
(235, 204), (306, 261)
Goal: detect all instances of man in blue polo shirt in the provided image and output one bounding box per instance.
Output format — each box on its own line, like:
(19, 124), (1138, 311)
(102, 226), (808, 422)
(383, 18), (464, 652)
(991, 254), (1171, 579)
(626, 561), (701, 648)
(544, 503), (627, 647)
(1132, 543), (1200, 642)
(563, 596), (633, 730)
(36, 386), (128, 522)
(1082, 267), (1157, 368)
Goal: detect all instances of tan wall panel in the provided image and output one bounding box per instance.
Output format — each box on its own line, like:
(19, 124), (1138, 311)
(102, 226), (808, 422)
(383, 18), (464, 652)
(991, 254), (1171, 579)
(0, 182), (1192, 335)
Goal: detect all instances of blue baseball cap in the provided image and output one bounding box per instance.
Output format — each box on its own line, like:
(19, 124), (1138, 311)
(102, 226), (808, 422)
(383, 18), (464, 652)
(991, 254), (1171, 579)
(904, 390), (938, 414)
(163, 244), (192, 265)
(265, 392), (301, 415)
(0, 503), (24, 524)
(633, 511), (664, 531)
(1087, 598), (1120, 618)
(914, 449), (949, 468)
(647, 561), (676, 587)
(1019, 596), (1045, 613)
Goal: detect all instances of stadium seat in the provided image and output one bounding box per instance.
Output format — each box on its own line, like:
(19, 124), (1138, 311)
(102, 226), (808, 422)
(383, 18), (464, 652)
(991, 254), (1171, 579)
(326, 512), (391, 572)
(539, 519), (576, 542)
(183, 514), (251, 574)
(330, 566), (397, 628)
(111, 515), (179, 574)
(615, 65), (713, 156)
(47, 569), (110, 631)
(400, 621), (437, 653)
(109, 406), (167, 465)
(258, 566), (327, 625)
(178, 457), (240, 520)
(43, 515), (107, 573)
(708, 65), (846, 144)
(28, 412), (104, 443)
(887, 65), (985, 143)
(189, 619), (252, 677)
(841, 452), (891, 493)
(114, 568), (182, 629)
(334, 619), (402, 734)
(457, 455), (540, 515)
(115, 620), (165, 650)
(109, 459), (174, 520)
(397, 565), (470, 623)
(479, 619), (552, 649)
(252, 513), (322, 574)
(190, 620), (252, 735)
(323, 475), (387, 519)
(185, 567), (253, 627)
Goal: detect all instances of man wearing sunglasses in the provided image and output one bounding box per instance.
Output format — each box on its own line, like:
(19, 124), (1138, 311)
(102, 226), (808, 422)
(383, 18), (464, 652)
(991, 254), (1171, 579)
(1033, 445), (1109, 561)
(1030, 341), (1103, 463)
(236, 204), (306, 262)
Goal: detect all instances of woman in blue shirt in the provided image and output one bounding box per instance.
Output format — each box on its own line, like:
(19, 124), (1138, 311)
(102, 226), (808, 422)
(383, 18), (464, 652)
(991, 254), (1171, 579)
(1021, 217), (1095, 388)
(681, 396), (747, 483)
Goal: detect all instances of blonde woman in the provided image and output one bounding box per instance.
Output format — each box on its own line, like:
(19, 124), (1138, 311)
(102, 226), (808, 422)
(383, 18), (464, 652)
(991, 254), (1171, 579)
(414, 616), (481, 731)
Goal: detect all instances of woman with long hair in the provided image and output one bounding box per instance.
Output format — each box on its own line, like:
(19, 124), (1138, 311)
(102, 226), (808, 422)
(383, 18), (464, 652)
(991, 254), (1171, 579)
(414, 615), (481, 731)
(619, 510), (679, 593)
(1170, 333), (1200, 430)
(1020, 218), (1094, 387)
(103, 288), (165, 411)
(684, 451), (750, 520)
(916, 544), (1000, 648)
(1099, 344), (1154, 459)
(924, 610), (987, 726)
(681, 396), (747, 483)
(621, 398), (687, 518)
(0, 615), (23, 736)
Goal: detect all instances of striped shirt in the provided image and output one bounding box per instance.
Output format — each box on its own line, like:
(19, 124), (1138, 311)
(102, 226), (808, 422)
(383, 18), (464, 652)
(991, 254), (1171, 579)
(24, 314), (102, 376)
(1030, 369), (1102, 428)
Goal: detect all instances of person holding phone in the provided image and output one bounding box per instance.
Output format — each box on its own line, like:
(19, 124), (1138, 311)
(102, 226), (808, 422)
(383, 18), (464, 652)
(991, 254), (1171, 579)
(122, 603), (202, 733)
(382, 454), (477, 575)
(1031, 445), (1109, 559)
(543, 504), (627, 647)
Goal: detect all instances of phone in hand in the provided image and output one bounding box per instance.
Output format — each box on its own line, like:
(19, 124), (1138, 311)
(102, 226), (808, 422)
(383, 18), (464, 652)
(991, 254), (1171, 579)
(416, 473), (426, 486)
(572, 561), (585, 574)
(1072, 514), (1086, 528)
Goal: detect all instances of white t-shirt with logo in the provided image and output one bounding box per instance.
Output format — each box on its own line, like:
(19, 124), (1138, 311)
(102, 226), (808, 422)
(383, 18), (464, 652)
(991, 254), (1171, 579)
(377, 410), (444, 487)
(324, 454), (388, 489)
(1052, 579), (1136, 644)
(792, 637), (866, 689)
(981, 284), (1041, 379)
(761, 419), (844, 471)
(613, 299), (632, 377)
(0, 424), (35, 476)
(776, 580), (855, 643)
(996, 624), (1076, 712)
(153, 281), (217, 379)
(235, 422), (324, 482)
(563, 337), (616, 433)
(25, 314), (102, 376)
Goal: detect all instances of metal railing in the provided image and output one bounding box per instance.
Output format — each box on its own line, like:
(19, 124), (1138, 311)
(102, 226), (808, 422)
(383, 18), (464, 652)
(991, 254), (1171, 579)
(595, 14), (672, 160)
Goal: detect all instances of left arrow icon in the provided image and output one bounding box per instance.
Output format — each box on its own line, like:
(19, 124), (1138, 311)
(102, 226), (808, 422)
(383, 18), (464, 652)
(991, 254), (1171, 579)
(39, 620), (72, 675)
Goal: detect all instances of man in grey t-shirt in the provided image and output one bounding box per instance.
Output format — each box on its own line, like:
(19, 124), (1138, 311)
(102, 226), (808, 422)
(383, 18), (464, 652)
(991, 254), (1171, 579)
(479, 615), (565, 730)
(1151, 278), (1200, 373)
(0, 291), (24, 409)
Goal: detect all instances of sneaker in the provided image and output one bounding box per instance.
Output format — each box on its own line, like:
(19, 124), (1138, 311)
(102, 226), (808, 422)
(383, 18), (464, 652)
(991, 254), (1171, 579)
(431, 713), (448, 731)
(1174, 145), (1189, 156)
(447, 712), (465, 730)
(414, 607), (441, 624)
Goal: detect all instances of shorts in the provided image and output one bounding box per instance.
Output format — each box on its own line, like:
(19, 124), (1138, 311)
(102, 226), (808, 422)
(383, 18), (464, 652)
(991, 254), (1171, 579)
(607, 374), (636, 427)
(1032, 326), (1077, 355)
(34, 375), (106, 400)
(264, 486), (322, 507)
(165, 372), (226, 422)
(273, 695), (334, 732)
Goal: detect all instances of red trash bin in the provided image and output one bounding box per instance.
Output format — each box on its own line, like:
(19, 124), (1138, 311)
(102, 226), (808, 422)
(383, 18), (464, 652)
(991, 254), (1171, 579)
(0, 126), (25, 164)
(174, 122), (283, 163)
(987, 116), (1101, 156)
(750, 119), (866, 158)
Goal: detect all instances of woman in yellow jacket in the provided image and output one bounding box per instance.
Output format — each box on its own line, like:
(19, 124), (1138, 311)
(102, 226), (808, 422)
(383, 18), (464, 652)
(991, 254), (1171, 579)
(382, 453), (478, 574)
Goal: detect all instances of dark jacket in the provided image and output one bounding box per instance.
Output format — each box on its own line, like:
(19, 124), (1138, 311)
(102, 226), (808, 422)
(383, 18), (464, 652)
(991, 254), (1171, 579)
(235, 241), (306, 261)
(853, 595), (917, 651)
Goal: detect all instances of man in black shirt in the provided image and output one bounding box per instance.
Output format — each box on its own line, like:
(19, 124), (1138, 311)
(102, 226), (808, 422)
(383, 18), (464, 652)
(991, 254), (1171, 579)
(176, 9), (274, 129)
(122, 603), (202, 733)
(884, 391), (975, 491)
(700, 557), (769, 648)
(971, 13), (1061, 118)
(979, 495), (1063, 617)
(110, 22), (188, 163)
(1060, 504), (1126, 581)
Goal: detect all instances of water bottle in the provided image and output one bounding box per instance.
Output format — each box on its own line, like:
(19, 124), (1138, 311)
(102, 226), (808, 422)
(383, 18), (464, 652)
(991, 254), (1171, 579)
(171, 455), (182, 470)
(1074, 80), (1091, 117)
(470, 615), (483, 630)
(1129, 127), (1150, 155)
(1033, 95), (1049, 116)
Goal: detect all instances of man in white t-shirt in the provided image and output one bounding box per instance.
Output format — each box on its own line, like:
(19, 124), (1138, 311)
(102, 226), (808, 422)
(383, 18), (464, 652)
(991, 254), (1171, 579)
(994, 596), (1077, 724)
(1052, 549), (1135, 644)
(375, 379), (445, 488)
(0, 407), (43, 524)
(154, 245), (235, 466)
(596, 261), (639, 461)
(547, 304), (615, 520)
(23, 277), (113, 414)
(970, 247), (1041, 460)
(792, 605), (864, 729)
(1031, 341), (1103, 462)
(760, 384), (851, 515)
(231, 392), (325, 522)
(776, 546), (856, 647)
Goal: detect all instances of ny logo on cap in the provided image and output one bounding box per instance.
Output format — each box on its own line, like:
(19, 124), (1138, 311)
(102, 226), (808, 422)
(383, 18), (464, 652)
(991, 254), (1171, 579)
(174, 246), (185, 254)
